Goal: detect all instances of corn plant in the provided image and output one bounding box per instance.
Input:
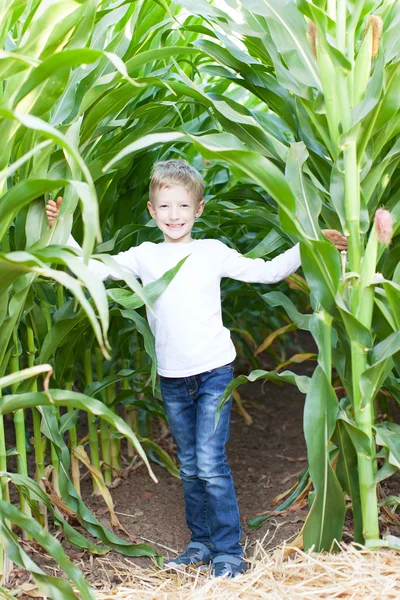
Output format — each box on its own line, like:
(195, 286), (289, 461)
(107, 0), (400, 551)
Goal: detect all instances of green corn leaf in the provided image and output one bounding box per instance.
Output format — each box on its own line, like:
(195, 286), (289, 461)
(84, 369), (136, 398)
(374, 448), (398, 484)
(58, 409), (80, 435)
(303, 366), (345, 551)
(0, 108), (100, 261)
(384, 374), (400, 406)
(374, 422), (400, 470)
(244, 0), (321, 90)
(337, 409), (374, 458)
(0, 500), (95, 600)
(360, 358), (393, 411)
(335, 293), (372, 348)
(40, 309), (87, 363)
(108, 255), (189, 310)
(244, 229), (287, 258)
(140, 438), (180, 478)
(15, 48), (104, 105)
(0, 471), (108, 555)
(285, 142), (321, 239)
(0, 252), (109, 357)
(0, 365), (52, 391)
(300, 241), (341, 314)
(0, 179), (65, 243)
(30, 399), (156, 558)
(332, 420), (363, 544)
(261, 291), (312, 330)
(33, 247), (110, 339)
(215, 368), (310, 430)
(382, 281), (400, 329)
(248, 468), (310, 530)
(368, 330), (400, 366)
(90, 253), (153, 311)
(120, 309), (157, 391)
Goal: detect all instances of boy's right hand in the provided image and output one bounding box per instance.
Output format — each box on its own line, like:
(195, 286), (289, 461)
(46, 196), (63, 228)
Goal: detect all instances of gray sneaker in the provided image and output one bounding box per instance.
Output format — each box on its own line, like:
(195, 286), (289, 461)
(165, 542), (212, 570)
(212, 554), (247, 578)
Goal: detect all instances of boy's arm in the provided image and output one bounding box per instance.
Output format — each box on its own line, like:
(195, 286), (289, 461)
(221, 243), (301, 284)
(66, 234), (141, 281)
(46, 197), (141, 281)
(220, 230), (347, 284)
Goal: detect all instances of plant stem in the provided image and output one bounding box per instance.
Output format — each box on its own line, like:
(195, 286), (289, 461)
(327, 0), (336, 19)
(336, 8), (361, 289)
(66, 381), (80, 495)
(11, 328), (30, 518)
(95, 347), (112, 485)
(39, 302), (59, 475)
(84, 347), (100, 494)
(122, 364), (136, 459)
(336, 0), (347, 54)
(56, 283), (64, 309)
(350, 218), (379, 541)
(316, 43), (340, 151)
(0, 384), (9, 582)
(346, 1), (364, 106)
(357, 225), (378, 328)
(126, 409), (137, 459)
(334, 0), (379, 542)
(41, 303), (52, 334)
(351, 342), (380, 541)
(26, 318), (44, 481)
(0, 410), (9, 503)
(106, 374), (121, 473)
(344, 140), (361, 309)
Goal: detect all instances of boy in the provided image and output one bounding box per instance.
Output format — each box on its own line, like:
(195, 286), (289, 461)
(47, 159), (347, 577)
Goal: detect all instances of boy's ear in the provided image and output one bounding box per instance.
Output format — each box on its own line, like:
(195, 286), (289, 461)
(195, 200), (205, 218)
(147, 201), (156, 218)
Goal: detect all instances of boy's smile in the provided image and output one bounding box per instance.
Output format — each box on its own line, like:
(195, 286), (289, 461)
(147, 185), (204, 244)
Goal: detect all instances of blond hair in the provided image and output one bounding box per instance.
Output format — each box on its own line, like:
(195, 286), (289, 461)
(149, 160), (204, 205)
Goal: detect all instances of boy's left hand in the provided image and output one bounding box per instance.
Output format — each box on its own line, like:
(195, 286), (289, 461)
(321, 229), (348, 250)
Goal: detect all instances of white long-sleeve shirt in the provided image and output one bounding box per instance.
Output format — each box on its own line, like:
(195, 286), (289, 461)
(69, 236), (301, 377)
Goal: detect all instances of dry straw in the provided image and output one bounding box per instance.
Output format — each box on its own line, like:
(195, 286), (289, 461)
(90, 542), (400, 600)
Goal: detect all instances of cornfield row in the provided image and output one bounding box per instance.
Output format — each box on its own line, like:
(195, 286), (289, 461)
(1, 0), (400, 597)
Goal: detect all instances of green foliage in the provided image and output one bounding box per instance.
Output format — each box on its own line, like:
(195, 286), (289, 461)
(2, 0), (400, 591)
(161, 0), (400, 550)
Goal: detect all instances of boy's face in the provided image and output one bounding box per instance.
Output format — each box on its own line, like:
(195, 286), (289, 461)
(147, 185), (204, 243)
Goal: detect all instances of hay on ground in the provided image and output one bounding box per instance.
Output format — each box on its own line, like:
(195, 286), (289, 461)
(90, 542), (400, 600)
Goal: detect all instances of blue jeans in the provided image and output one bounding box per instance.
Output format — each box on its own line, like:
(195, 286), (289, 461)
(160, 363), (242, 557)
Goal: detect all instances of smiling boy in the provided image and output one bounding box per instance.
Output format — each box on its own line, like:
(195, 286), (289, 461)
(147, 161), (205, 243)
(47, 159), (347, 577)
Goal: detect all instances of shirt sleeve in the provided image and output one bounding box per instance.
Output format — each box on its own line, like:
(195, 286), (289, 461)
(220, 243), (301, 284)
(66, 235), (141, 281)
